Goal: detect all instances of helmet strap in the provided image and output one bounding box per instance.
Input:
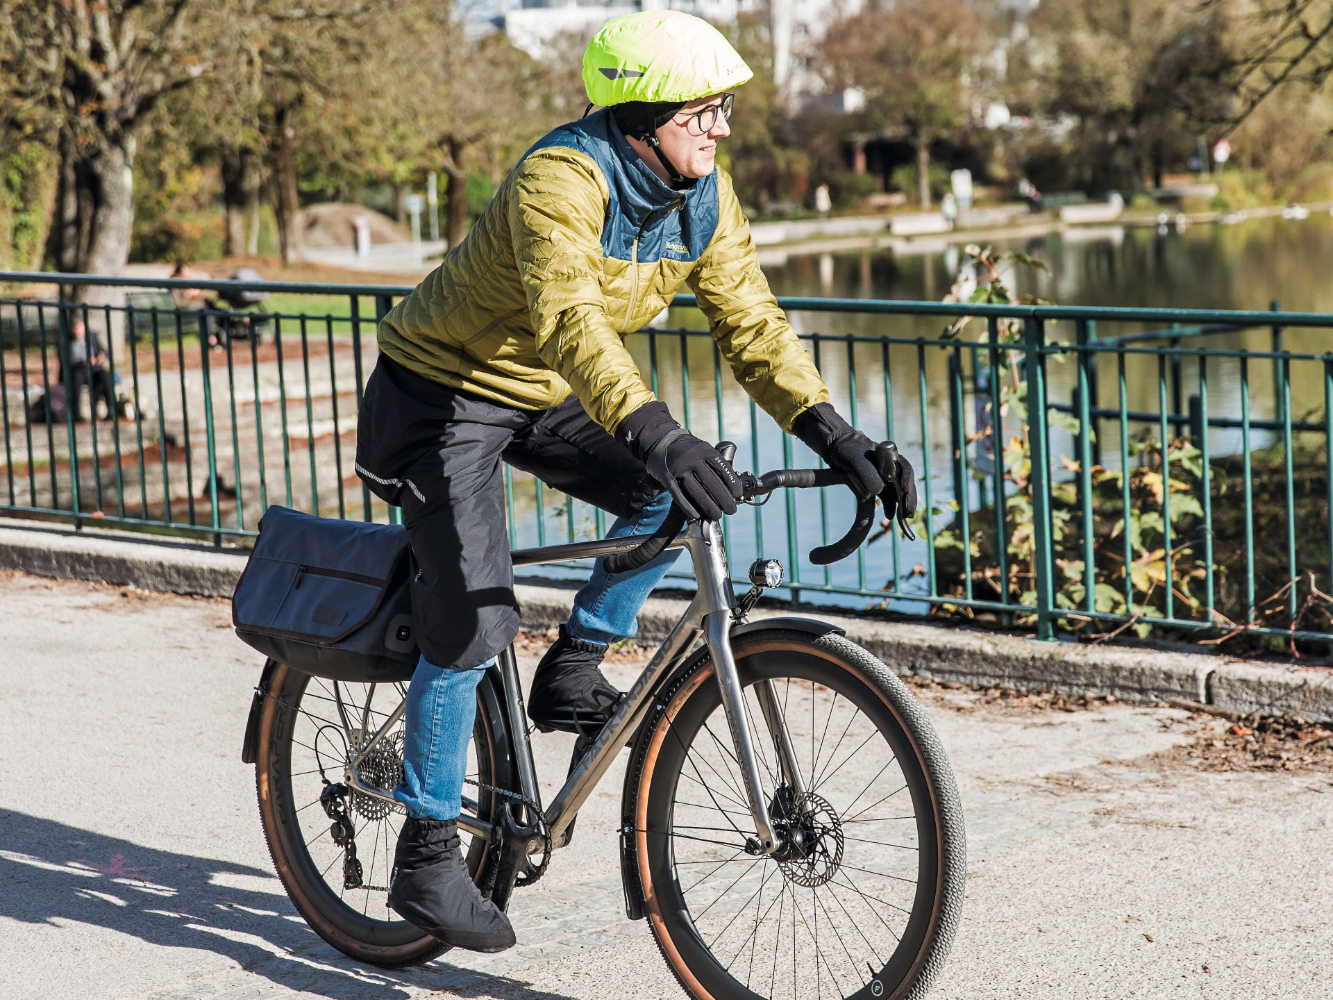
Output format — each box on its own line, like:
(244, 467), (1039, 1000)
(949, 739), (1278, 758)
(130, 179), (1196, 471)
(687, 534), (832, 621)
(613, 102), (692, 190)
(645, 133), (689, 189)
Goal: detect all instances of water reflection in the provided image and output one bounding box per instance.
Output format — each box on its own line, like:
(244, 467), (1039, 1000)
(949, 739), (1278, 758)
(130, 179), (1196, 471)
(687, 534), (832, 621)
(515, 215), (1333, 610)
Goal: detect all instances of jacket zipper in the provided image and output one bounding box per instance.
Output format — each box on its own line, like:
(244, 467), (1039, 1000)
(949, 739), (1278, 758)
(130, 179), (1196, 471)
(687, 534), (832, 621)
(293, 564), (385, 589)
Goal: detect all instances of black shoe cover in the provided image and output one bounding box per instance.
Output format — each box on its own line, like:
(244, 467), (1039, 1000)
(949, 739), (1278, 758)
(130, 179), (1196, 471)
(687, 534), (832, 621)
(527, 625), (624, 736)
(387, 818), (516, 953)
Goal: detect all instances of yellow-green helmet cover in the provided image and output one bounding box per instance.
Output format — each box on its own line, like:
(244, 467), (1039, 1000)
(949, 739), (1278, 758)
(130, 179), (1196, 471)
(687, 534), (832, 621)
(583, 10), (753, 107)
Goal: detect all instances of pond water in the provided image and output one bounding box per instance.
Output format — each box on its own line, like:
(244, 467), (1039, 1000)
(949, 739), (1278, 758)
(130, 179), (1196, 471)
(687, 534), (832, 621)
(527, 214), (1333, 611)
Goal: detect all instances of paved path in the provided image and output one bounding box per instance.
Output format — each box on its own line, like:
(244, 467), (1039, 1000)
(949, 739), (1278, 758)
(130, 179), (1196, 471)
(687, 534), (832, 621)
(1, 572), (1329, 1000)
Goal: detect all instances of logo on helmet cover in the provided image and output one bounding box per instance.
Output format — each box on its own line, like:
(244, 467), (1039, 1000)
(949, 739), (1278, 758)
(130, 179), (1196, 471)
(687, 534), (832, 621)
(599, 68), (645, 80)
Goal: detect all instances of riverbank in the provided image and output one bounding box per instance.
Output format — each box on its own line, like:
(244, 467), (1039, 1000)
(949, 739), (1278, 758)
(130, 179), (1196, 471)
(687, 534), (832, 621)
(753, 198), (1333, 262)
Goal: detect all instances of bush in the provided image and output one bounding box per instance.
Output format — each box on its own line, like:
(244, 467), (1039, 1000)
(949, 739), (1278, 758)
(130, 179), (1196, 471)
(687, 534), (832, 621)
(890, 163), (950, 203)
(130, 213), (225, 264)
(467, 172), (494, 221)
(826, 171), (881, 210)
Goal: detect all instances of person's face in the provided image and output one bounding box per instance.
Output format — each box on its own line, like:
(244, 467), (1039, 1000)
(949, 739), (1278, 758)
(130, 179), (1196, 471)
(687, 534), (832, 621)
(636, 94), (733, 182)
(71, 322), (86, 339)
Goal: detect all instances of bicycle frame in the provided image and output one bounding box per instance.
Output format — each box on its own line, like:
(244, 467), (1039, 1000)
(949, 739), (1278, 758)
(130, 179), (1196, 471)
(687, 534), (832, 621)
(342, 517), (800, 859)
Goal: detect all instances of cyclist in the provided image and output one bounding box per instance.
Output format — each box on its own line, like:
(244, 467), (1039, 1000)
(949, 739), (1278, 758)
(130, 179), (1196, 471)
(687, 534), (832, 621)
(354, 9), (916, 953)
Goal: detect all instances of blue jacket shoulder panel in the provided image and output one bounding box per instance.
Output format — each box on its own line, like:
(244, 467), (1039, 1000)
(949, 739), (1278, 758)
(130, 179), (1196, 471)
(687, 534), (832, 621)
(520, 110), (719, 265)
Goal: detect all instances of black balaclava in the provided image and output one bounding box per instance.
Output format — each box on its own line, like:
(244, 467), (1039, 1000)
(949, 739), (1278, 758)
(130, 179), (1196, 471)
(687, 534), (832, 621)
(612, 101), (690, 189)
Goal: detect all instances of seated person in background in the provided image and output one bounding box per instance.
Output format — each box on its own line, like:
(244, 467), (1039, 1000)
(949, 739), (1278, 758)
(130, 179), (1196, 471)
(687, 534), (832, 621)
(170, 260), (220, 349)
(65, 319), (115, 422)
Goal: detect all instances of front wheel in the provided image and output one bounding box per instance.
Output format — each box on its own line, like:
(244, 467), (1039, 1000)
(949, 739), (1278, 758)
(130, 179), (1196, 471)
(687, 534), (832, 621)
(628, 629), (966, 1000)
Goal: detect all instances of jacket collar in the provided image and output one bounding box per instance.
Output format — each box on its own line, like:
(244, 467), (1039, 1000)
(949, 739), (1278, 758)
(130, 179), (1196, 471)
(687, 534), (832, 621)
(598, 110), (699, 225)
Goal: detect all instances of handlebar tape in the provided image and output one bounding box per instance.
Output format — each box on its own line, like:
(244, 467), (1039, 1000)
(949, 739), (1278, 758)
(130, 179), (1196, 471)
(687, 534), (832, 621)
(808, 494), (878, 565)
(602, 505), (688, 575)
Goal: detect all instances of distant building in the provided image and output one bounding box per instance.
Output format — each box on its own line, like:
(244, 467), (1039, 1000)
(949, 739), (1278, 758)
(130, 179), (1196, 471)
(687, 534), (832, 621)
(474, 0), (861, 94)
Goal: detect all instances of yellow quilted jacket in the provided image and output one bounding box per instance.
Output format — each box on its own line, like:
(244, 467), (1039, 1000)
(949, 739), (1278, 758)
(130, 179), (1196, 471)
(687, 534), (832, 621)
(377, 110), (828, 434)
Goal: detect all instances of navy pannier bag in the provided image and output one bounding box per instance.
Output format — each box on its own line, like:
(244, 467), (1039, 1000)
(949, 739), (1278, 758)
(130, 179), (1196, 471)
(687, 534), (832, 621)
(232, 505), (419, 681)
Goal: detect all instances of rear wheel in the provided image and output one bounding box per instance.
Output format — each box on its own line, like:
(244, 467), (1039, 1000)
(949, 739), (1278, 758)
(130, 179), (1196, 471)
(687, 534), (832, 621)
(255, 661), (516, 967)
(629, 629), (966, 1000)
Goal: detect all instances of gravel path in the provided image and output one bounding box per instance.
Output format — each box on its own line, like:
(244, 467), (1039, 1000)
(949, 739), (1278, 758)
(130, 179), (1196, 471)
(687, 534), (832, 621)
(1, 572), (1329, 1000)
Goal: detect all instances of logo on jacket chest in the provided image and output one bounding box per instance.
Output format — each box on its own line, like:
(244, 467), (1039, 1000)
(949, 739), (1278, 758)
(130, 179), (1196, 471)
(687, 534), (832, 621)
(665, 241), (689, 257)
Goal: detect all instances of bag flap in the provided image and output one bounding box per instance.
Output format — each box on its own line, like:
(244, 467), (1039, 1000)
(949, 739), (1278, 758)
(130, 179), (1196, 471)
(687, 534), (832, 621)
(232, 506), (410, 644)
(252, 505), (407, 580)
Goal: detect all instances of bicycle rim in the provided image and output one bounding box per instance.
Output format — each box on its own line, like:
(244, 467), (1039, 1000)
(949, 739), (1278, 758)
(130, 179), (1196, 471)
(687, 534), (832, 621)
(632, 631), (964, 1000)
(255, 661), (513, 966)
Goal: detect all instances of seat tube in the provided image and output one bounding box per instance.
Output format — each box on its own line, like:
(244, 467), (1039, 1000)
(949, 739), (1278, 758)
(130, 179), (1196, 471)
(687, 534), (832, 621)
(692, 519), (777, 854)
(497, 644), (542, 821)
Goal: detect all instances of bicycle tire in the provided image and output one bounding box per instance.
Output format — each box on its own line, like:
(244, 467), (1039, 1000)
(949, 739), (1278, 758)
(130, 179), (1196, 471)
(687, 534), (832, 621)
(255, 660), (518, 968)
(626, 629), (966, 1000)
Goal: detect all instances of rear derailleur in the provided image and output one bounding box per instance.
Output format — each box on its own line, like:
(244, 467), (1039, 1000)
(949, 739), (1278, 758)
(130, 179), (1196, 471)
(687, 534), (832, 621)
(320, 782), (364, 890)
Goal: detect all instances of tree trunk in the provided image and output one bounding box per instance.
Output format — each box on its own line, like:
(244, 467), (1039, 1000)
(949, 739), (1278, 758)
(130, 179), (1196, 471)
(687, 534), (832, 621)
(915, 136), (932, 209)
(272, 104), (303, 265)
(444, 135), (469, 249)
(247, 157), (262, 255)
(79, 136), (138, 357)
(393, 182), (406, 224)
(54, 130), (90, 275)
(221, 148), (248, 257)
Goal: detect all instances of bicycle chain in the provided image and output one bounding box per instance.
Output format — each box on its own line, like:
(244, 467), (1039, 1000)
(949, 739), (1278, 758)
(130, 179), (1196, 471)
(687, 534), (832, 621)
(464, 777), (552, 888)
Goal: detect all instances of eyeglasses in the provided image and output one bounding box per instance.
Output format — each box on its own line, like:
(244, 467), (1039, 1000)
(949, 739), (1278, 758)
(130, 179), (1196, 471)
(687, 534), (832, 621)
(675, 93), (735, 134)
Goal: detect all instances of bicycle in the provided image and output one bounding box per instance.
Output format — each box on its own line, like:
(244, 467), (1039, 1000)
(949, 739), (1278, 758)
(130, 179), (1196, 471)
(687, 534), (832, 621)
(240, 443), (966, 1000)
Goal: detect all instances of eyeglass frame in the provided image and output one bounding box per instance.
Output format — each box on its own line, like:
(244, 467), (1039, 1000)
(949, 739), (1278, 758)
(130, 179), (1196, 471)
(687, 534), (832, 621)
(673, 93), (735, 135)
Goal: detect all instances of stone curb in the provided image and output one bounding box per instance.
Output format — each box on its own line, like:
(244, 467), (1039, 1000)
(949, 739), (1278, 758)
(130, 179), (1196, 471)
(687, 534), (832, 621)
(2, 518), (1329, 722)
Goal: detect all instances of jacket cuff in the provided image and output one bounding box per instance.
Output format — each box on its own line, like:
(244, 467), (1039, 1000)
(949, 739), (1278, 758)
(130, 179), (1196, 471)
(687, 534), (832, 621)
(790, 402), (855, 458)
(614, 400), (681, 461)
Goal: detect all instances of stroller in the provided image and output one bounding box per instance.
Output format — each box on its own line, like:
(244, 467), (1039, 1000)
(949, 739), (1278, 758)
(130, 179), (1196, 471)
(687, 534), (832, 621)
(213, 267), (273, 344)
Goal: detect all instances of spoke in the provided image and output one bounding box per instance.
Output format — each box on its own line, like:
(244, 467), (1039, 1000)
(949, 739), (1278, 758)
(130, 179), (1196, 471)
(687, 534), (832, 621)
(789, 885), (845, 999)
(812, 885), (868, 989)
(843, 835), (919, 851)
(741, 689), (782, 789)
(770, 879), (784, 997)
(836, 861), (917, 885)
(827, 873), (912, 923)
(694, 858), (766, 925)
(680, 848), (749, 895)
(737, 864), (783, 986)
(842, 784), (909, 824)
(811, 691), (841, 784)
(813, 729), (878, 795)
(842, 814), (915, 824)
(678, 760), (752, 839)
(700, 865), (778, 954)
(675, 800), (753, 818)
(677, 768), (750, 813)
(821, 872), (885, 969)
(654, 828), (751, 851)
(834, 756), (898, 818)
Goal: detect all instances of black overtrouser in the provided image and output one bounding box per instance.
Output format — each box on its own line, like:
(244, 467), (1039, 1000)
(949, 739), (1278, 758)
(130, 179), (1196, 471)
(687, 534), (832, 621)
(355, 354), (659, 669)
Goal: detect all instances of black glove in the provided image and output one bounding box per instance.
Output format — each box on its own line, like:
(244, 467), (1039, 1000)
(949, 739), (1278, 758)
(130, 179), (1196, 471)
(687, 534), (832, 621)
(792, 402), (884, 499)
(794, 403), (919, 538)
(617, 401), (743, 521)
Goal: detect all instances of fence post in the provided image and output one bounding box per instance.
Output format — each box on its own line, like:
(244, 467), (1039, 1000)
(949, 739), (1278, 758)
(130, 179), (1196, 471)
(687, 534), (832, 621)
(375, 294), (402, 526)
(1024, 317), (1057, 640)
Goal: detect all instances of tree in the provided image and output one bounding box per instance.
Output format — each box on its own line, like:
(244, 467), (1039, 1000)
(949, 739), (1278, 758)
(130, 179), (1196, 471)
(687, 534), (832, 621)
(820, 0), (996, 208)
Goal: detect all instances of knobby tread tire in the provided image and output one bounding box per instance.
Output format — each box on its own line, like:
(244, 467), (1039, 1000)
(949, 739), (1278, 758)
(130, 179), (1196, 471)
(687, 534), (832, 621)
(626, 629), (967, 1000)
(254, 661), (517, 969)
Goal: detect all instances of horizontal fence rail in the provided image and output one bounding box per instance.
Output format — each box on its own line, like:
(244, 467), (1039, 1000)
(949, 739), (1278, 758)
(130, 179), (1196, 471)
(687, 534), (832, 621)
(4, 270), (1333, 647)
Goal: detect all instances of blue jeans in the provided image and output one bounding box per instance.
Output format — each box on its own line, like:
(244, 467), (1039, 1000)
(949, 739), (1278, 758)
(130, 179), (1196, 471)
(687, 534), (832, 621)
(396, 492), (681, 820)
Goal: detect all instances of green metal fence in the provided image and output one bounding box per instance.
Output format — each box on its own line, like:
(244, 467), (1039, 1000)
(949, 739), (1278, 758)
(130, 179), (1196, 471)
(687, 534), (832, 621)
(4, 270), (1333, 645)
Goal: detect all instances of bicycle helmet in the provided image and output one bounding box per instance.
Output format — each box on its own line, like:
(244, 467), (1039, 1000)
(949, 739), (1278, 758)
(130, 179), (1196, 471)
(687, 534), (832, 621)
(583, 11), (752, 186)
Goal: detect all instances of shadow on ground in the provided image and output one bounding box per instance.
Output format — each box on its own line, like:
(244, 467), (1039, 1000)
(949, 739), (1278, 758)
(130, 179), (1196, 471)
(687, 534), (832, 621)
(0, 808), (575, 1000)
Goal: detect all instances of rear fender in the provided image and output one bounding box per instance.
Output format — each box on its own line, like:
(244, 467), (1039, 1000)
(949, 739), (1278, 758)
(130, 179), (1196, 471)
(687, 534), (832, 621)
(241, 658), (280, 765)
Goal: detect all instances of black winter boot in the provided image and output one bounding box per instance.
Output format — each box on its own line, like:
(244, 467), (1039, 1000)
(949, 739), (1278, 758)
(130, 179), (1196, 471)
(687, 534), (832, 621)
(387, 818), (516, 953)
(527, 625), (624, 736)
